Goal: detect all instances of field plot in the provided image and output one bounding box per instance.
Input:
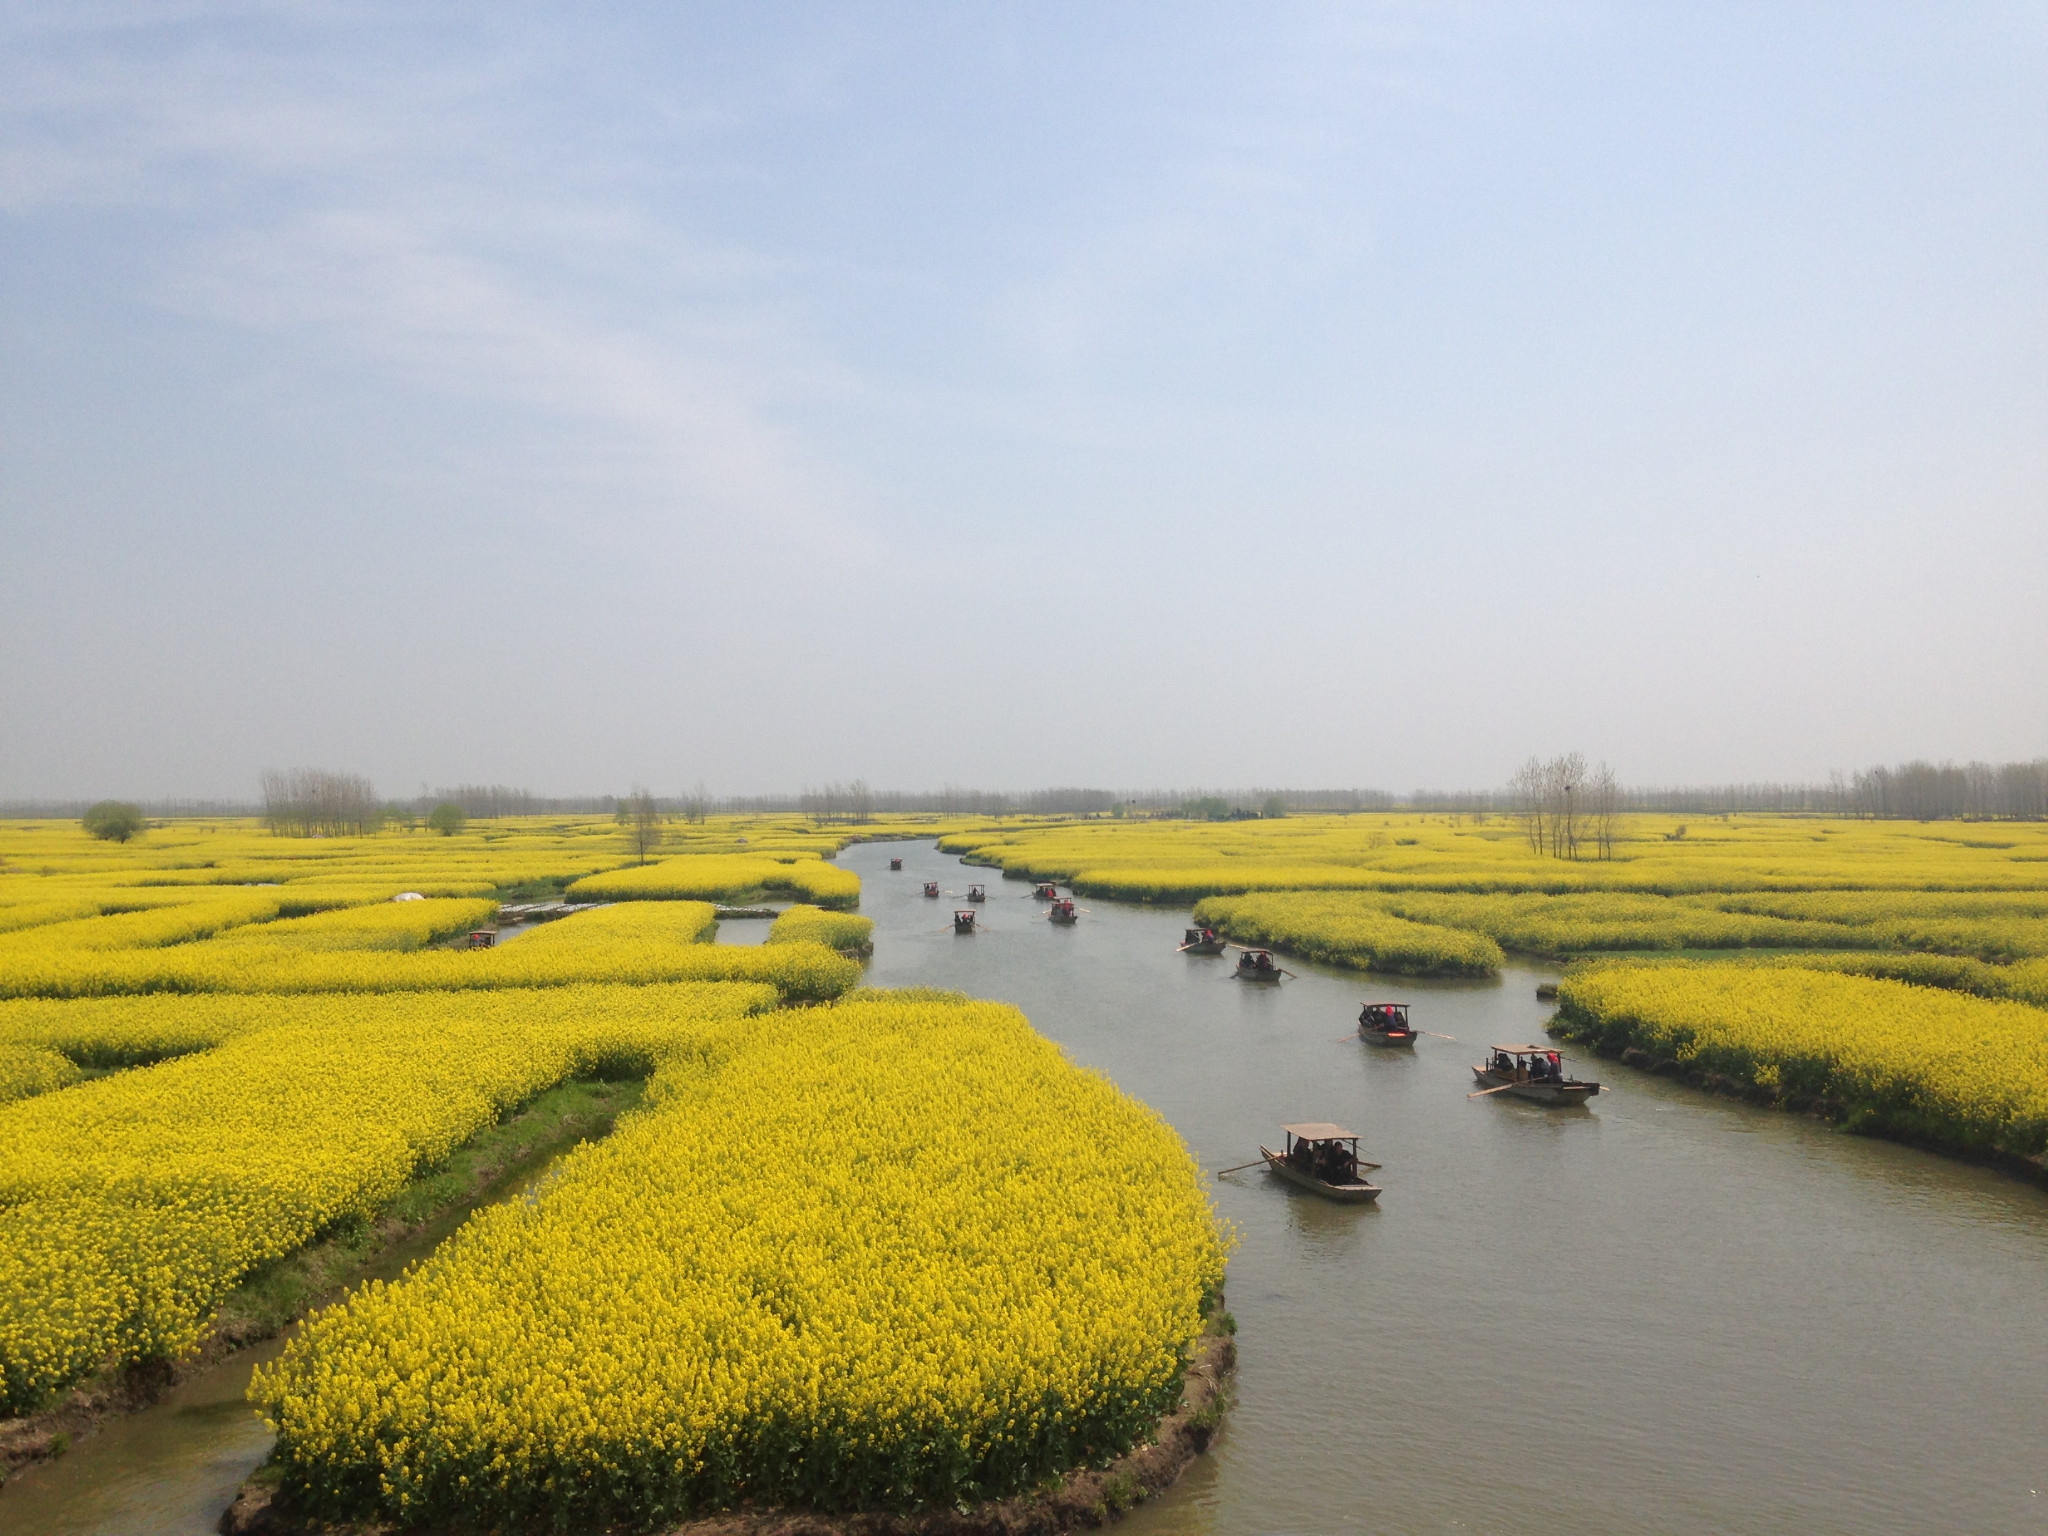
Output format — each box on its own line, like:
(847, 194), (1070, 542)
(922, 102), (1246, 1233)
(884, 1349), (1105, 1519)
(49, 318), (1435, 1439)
(1555, 964), (2048, 1162)
(256, 993), (1226, 1526)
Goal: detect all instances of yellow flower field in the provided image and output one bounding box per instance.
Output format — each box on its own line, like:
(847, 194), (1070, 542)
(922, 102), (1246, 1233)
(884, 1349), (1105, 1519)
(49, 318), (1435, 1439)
(568, 853), (863, 908)
(1555, 964), (2048, 1157)
(0, 899), (858, 1003)
(1192, 892), (1503, 976)
(765, 903), (875, 953)
(254, 993), (1228, 1525)
(0, 981), (778, 1415)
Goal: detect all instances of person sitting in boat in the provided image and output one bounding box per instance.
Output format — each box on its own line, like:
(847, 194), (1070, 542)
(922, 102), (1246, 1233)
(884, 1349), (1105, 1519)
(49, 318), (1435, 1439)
(1493, 1049), (1515, 1074)
(1288, 1139), (1314, 1172)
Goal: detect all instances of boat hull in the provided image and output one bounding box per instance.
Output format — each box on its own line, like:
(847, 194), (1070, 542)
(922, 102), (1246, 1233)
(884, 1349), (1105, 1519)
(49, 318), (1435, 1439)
(1180, 941), (1226, 955)
(1470, 1067), (1599, 1105)
(1235, 968), (1282, 983)
(1360, 1028), (1416, 1047)
(1048, 913), (1077, 925)
(1259, 1147), (1381, 1203)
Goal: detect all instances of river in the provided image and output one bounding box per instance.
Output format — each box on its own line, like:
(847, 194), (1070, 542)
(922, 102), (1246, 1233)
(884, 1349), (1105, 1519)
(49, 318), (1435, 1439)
(7, 841), (2046, 1533)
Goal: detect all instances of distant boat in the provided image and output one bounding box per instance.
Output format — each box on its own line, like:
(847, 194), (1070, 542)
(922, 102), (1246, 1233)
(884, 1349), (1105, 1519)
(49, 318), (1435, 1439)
(1179, 925), (1226, 955)
(966, 884), (986, 902)
(1259, 1124), (1381, 1203)
(953, 909), (979, 934)
(1232, 947), (1290, 982)
(1047, 897), (1079, 925)
(923, 880), (941, 898)
(1031, 882), (1059, 900)
(1470, 1045), (1600, 1105)
(1357, 1002), (1416, 1046)
(889, 857), (903, 871)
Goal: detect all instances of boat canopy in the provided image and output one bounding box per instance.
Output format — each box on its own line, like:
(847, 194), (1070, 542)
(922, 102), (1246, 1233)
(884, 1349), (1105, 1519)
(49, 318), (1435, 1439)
(1281, 1122), (1359, 1142)
(1489, 1045), (1559, 1055)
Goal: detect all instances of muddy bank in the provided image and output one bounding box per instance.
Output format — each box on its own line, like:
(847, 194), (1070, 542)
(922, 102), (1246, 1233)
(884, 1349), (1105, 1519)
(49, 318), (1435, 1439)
(0, 1080), (640, 1488)
(222, 1328), (1233, 1536)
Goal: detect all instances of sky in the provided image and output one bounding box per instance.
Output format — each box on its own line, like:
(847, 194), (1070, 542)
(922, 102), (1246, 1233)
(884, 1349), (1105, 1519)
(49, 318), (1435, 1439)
(2, 2), (2044, 802)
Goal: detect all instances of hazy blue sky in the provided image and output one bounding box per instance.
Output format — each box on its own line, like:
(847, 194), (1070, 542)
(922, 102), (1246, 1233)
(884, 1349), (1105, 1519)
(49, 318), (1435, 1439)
(3, 3), (2043, 801)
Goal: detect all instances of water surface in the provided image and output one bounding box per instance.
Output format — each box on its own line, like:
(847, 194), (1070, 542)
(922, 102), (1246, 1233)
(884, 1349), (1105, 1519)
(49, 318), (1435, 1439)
(847, 840), (2048, 1536)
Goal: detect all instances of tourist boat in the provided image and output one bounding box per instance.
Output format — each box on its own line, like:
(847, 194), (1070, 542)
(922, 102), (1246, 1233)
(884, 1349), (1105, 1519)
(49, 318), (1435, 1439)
(889, 857), (903, 871)
(1233, 947), (1290, 982)
(1047, 897), (1079, 924)
(1357, 1002), (1416, 1046)
(923, 880), (941, 898)
(953, 909), (979, 934)
(1258, 1124), (1381, 1203)
(966, 884), (986, 903)
(1470, 1045), (1601, 1105)
(1179, 925), (1227, 955)
(1031, 882), (1059, 900)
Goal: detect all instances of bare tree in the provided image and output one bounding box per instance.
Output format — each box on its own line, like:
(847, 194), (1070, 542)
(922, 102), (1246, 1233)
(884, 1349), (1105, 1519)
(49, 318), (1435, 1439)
(680, 778), (711, 824)
(261, 768), (382, 837)
(1510, 752), (1593, 860)
(1586, 761), (1620, 860)
(616, 784), (666, 864)
(1510, 757), (1548, 855)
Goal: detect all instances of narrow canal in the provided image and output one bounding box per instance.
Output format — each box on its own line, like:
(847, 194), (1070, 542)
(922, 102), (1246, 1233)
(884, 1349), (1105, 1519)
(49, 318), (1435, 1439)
(8, 842), (2046, 1533)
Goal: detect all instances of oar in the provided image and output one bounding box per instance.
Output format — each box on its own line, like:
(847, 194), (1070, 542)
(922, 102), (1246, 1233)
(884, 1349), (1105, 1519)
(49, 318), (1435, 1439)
(1212, 1157), (1270, 1176)
(1418, 1030), (1458, 1041)
(1467, 1081), (1523, 1097)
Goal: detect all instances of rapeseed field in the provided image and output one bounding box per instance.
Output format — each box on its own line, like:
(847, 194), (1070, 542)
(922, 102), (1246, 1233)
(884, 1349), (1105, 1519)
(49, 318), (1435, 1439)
(0, 812), (1229, 1519)
(1555, 964), (2048, 1159)
(254, 993), (1227, 1525)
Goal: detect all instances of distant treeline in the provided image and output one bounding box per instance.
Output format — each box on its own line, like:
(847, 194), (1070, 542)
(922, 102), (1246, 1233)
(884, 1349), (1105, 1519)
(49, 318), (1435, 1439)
(8, 756), (2044, 824)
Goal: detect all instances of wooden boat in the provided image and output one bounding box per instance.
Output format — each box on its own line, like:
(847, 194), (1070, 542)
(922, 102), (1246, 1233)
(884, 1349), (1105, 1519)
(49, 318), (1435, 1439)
(1259, 1124), (1381, 1203)
(1470, 1045), (1601, 1105)
(1047, 897), (1079, 925)
(1357, 1002), (1416, 1046)
(1179, 925), (1227, 955)
(1233, 947), (1289, 982)
(888, 857), (903, 871)
(1031, 882), (1059, 900)
(923, 880), (941, 898)
(952, 909), (979, 934)
(966, 884), (986, 903)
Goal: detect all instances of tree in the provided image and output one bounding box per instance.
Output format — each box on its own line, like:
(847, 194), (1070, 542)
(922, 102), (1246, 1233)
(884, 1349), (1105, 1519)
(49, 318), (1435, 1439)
(681, 779), (711, 824)
(616, 784), (665, 864)
(427, 802), (468, 836)
(82, 801), (145, 842)
(261, 768), (383, 836)
(1262, 794), (1288, 819)
(1510, 752), (1594, 859)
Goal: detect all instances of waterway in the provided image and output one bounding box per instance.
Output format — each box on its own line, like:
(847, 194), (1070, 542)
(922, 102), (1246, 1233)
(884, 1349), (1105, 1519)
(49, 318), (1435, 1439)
(7, 842), (2046, 1533)
(842, 841), (2048, 1536)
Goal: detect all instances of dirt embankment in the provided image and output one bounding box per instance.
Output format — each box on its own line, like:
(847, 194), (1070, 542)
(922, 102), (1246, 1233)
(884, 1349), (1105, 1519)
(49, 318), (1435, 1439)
(222, 1329), (1237, 1536)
